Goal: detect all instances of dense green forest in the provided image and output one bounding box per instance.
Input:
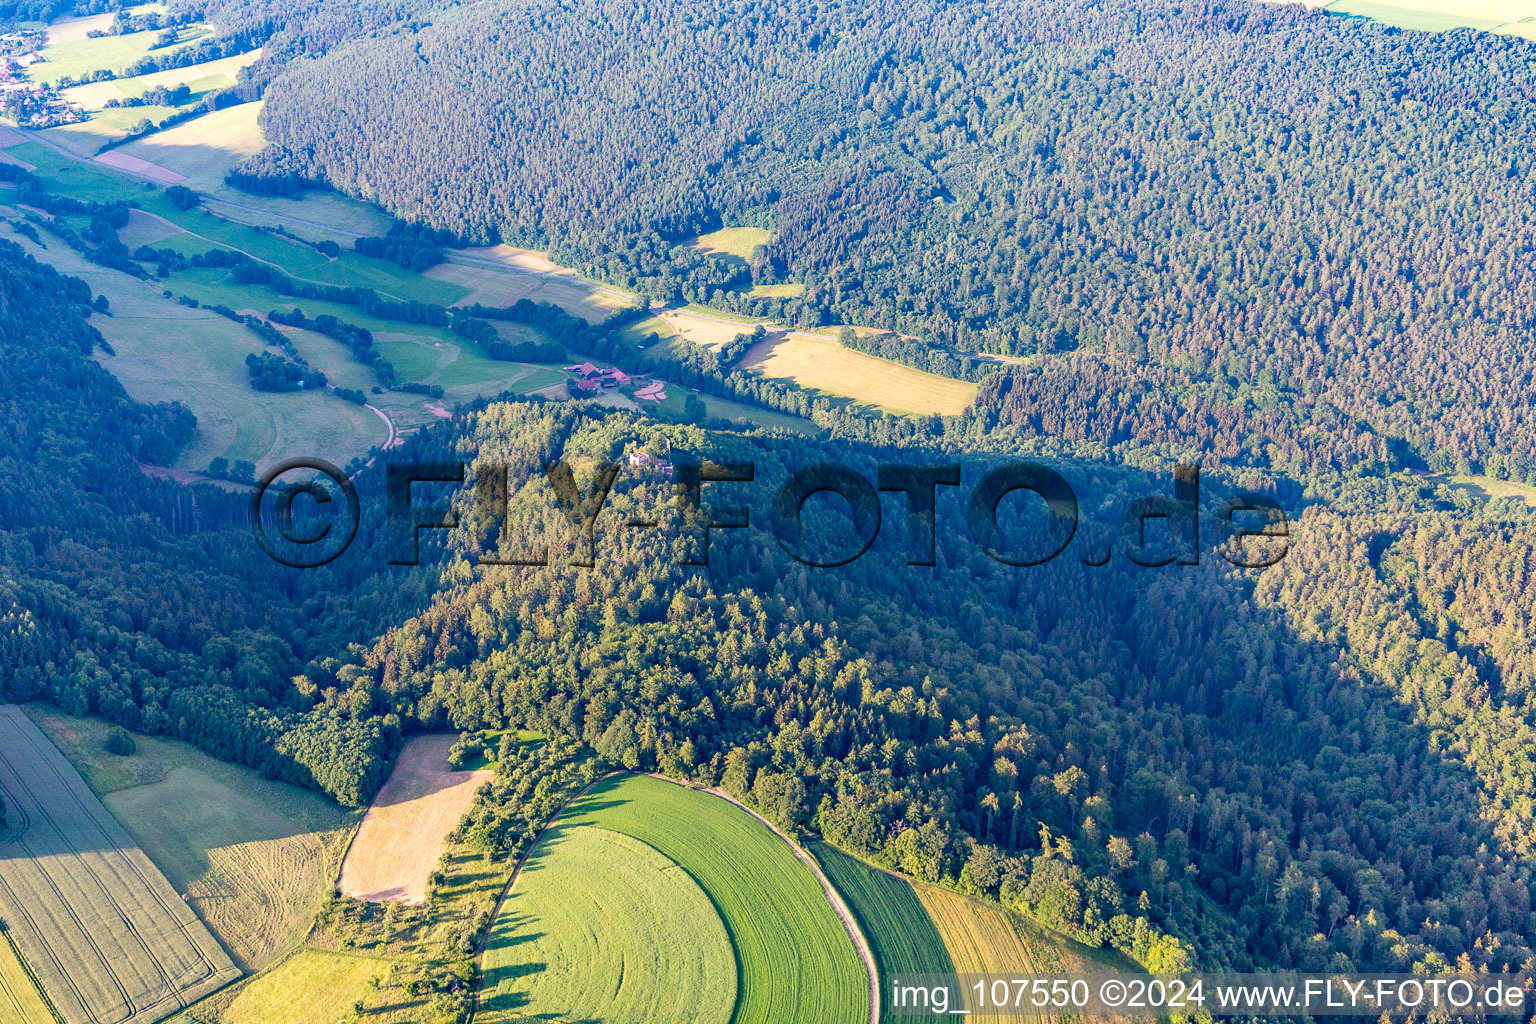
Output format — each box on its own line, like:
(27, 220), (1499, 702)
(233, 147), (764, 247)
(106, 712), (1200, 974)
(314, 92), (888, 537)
(213, 0), (1536, 472)
(286, 400), (1536, 977)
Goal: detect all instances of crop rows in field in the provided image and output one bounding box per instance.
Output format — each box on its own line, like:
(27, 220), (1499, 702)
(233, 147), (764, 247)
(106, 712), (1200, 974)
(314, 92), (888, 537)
(814, 843), (957, 1024)
(480, 825), (737, 1022)
(0, 924), (57, 1024)
(916, 885), (1051, 1024)
(542, 774), (869, 1024)
(816, 842), (1076, 1024)
(0, 706), (239, 1024)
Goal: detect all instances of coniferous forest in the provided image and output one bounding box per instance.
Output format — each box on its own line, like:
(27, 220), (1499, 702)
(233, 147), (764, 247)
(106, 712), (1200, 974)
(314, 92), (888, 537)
(223, 0), (1536, 471)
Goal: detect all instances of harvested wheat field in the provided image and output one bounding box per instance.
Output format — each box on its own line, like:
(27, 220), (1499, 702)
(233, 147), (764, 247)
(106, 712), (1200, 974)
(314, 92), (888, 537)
(0, 706), (238, 1024)
(742, 332), (978, 416)
(337, 735), (492, 904)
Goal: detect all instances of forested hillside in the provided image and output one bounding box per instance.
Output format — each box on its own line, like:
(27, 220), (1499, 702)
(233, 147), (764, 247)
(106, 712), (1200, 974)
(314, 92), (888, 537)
(279, 399), (1534, 977)
(0, 238), (397, 805)
(224, 0), (1536, 470)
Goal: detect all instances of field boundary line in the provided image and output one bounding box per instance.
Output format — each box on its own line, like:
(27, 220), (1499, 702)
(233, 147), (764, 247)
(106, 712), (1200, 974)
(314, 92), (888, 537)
(647, 773), (881, 1024)
(467, 770), (622, 1024)
(0, 921), (66, 1024)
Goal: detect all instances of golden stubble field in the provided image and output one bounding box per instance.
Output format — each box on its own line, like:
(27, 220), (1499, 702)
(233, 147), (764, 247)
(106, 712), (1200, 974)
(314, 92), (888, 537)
(338, 735), (494, 904)
(741, 332), (979, 417)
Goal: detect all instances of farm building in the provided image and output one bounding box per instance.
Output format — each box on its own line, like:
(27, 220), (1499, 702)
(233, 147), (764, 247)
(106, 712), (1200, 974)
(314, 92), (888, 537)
(565, 361), (602, 378)
(573, 378), (601, 392)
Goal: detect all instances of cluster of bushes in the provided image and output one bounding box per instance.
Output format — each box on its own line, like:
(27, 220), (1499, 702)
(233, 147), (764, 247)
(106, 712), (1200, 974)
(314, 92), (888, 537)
(245, 350), (325, 392)
(445, 730), (514, 770)
(204, 456), (256, 484)
(718, 324), (765, 368)
(168, 685), (401, 806)
(354, 221), (456, 271)
(266, 306), (394, 382)
(102, 82), (191, 109)
(455, 739), (600, 860)
(836, 326), (994, 382)
(103, 726), (136, 756)
(397, 381), (445, 399)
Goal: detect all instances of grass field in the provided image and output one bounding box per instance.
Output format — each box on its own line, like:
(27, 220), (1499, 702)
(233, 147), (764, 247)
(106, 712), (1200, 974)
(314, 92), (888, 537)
(43, 9), (122, 44)
(1442, 473), (1536, 506)
(26, 708), (359, 975)
(370, 332), (562, 404)
(113, 102), (397, 239)
(0, 927), (56, 1024)
(63, 50), (262, 110)
(742, 332), (978, 416)
(0, 706), (239, 1024)
(108, 769), (352, 973)
(813, 843), (955, 1024)
(550, 774), (869, 1024)
(339, 735), (493, 905)
(690, 226), (771, 262)
(481, 825), (737, 1023)
(622, 313), (676, 350)
(657, 307), (770, 351)
(1323, 0), (1536, 32)
(112, 101), (266, 191)
(428, 253), (633, 323)
(219, 950), (392, 1024)
(31, 23), (210, 87)
(750, 282), (806, 298)
(93, 313), (388, 471)
(0, 219), (391, 473)
(42, 112), (178, 158)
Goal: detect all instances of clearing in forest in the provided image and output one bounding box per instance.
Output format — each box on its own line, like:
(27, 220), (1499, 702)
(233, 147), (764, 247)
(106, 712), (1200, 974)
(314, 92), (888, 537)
(479, 825), (737, 1023)
(690, 226), (771, 263)
(538, 774), (870, 1024)
(741, 332), (978, 417)
(338, 735), (493, 905)
(0, 706), (238, 1024)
